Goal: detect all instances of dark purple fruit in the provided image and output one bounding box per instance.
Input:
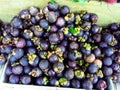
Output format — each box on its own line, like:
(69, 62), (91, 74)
(15, 38), (26, 48)
(29, 6), (39, 16)
(20, 75), (31, 85)
(49, 54), (58, 63)
(24, 66), (31, 74)
(84, 53), (95, 63)
(50, 77), (59, 86)
(60, 6), (70, 15)
(39, 60), (49, 71)
(93, 48), (101, 57)
(69, 42), (79, 50)
(88, 64), (99, 74)
(47, 11), (57, 23)
(103, 57), (112, 66)
(39, 19), (49, 29)
(5, 66), (12, 76)
(49, 33), (59, 44)
(90, 13), (98, 23)
(48, 69), (56, 77)
(96, 80), (107, 90)
(71, 79), (80, 88)
(20, 56), (28, 66)
(53, 62), (64, 73)
(48, 2), (58, 11)
(11, 17), (22, 29)
(50, 25), (58, 33)
(29, 67), (43, 77)
(91, 24), (100, 34)
(40, 40), (49, 50)
(103, 66), (113, 76)
(93, 34), (101, 43)
(103, 47), (114, 56)
(19, 10), (30, 20)
(56, 17), (65, 28)
(12, 65), (23, 75)
(36, 77), (49, 86)
(68, 60), (76, 68)
(64, 69), (74, 80)
(82, 79), (93, 90)
(9, 74), (19, 84)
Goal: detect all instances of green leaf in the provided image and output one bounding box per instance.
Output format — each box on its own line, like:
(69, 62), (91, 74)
(69, 27), (79, 36)
(49, 0), (55, 3)
(72, 0), (79, 2)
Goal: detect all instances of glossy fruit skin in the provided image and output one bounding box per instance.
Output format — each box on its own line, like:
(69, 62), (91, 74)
(27, 47), (36, 54)
(24, 66), (31, 74)
(93, 59), (102, 68)
(39, 60), (49, 71)
(85, 53), (95, 63)
(49, 77), (59, 86)
(12, 65), (23, 75)
(53, 62), (64, 73)
(9, 74), (19, 84)
(103, 47), (114, 56)
(112, 63), (120, 71)
(82, 79), (93, 90)
(29, 67), (43, 77)
(39, 19), (49, 29)
(60, 6), (70, 15)
(48, 69), (56, 77)
(109, 23), (119, 32)
(23, 29), (33, 39)
(91, 24), (100, 34)
(64, 69), (74, 80)
(40, 40), (49, 50)
(68, 60), (76, 68)
(93, 34), (101, 43)
(29, 6), (39, 16)
(69, 42), (79, 50)
(19, 10), (30, 20)
(103, 57), (112, 66)
(88, 64), (99, 74)
(103, 66), (113, 76)
(26, 40), (33, 47)
(20, 75), (31, 85)
(15, 38), (26, 48)
(36, 77), (48, 86)
(93, 48), (101, 57)
(71, 79), (80, 88)
(49, 54), (58, 63)
(20, 57), (29, 66)
(47, 11), (57, 23)
(10, 28), (20, 37)
(96, 80), (107, 90)
(90, 14), (98, 23)
(103, 33), (113, 44)
(48, 2), (58, 11)
(49, 33), (59, 44)
(99, 42), (108, 49)
(12, 48), (24, 59)
(5, 66), (12, 76)
(56, 17), (65, 28)
(11, 17), (22, 29)
(81, 13), (90, 21)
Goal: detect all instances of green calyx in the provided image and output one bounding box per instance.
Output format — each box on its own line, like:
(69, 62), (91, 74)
(59, 78), (67, 86)
(74, 50), (81, 57)
(41, 52), (47, 59)
(75, 15), (81, 25)
(97, 70), (103, 78)
(75, 70), (85, 79)
(63, 28), (69, 35)
(27, 53), (37, 64)
(49, 0), (55, 3)
(0, 36), (3, 41)
(37, 44), (42, 51)
(69, 27), (80, 36)
(43, 77), (49, 85)
(78, 37), (85, 42)
(12, 62), (20, 67)
(46, 26), (50, 32)
(58, 56), (64, 62)
(92, 45), (98, 50)
(84, 43), (91, 50)
(50, 44), (56, 50)
(76, 60), (83, 66)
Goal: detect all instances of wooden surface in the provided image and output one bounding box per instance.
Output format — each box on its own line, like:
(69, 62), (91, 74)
(0, 0), (120, 26)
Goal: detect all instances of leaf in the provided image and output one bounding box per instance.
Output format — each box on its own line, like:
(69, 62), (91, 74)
(49, 0), (55, 3)
(69, 27), (79, 36)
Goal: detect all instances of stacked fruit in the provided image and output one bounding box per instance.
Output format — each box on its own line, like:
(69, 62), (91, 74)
(0, 2), (120, 90)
